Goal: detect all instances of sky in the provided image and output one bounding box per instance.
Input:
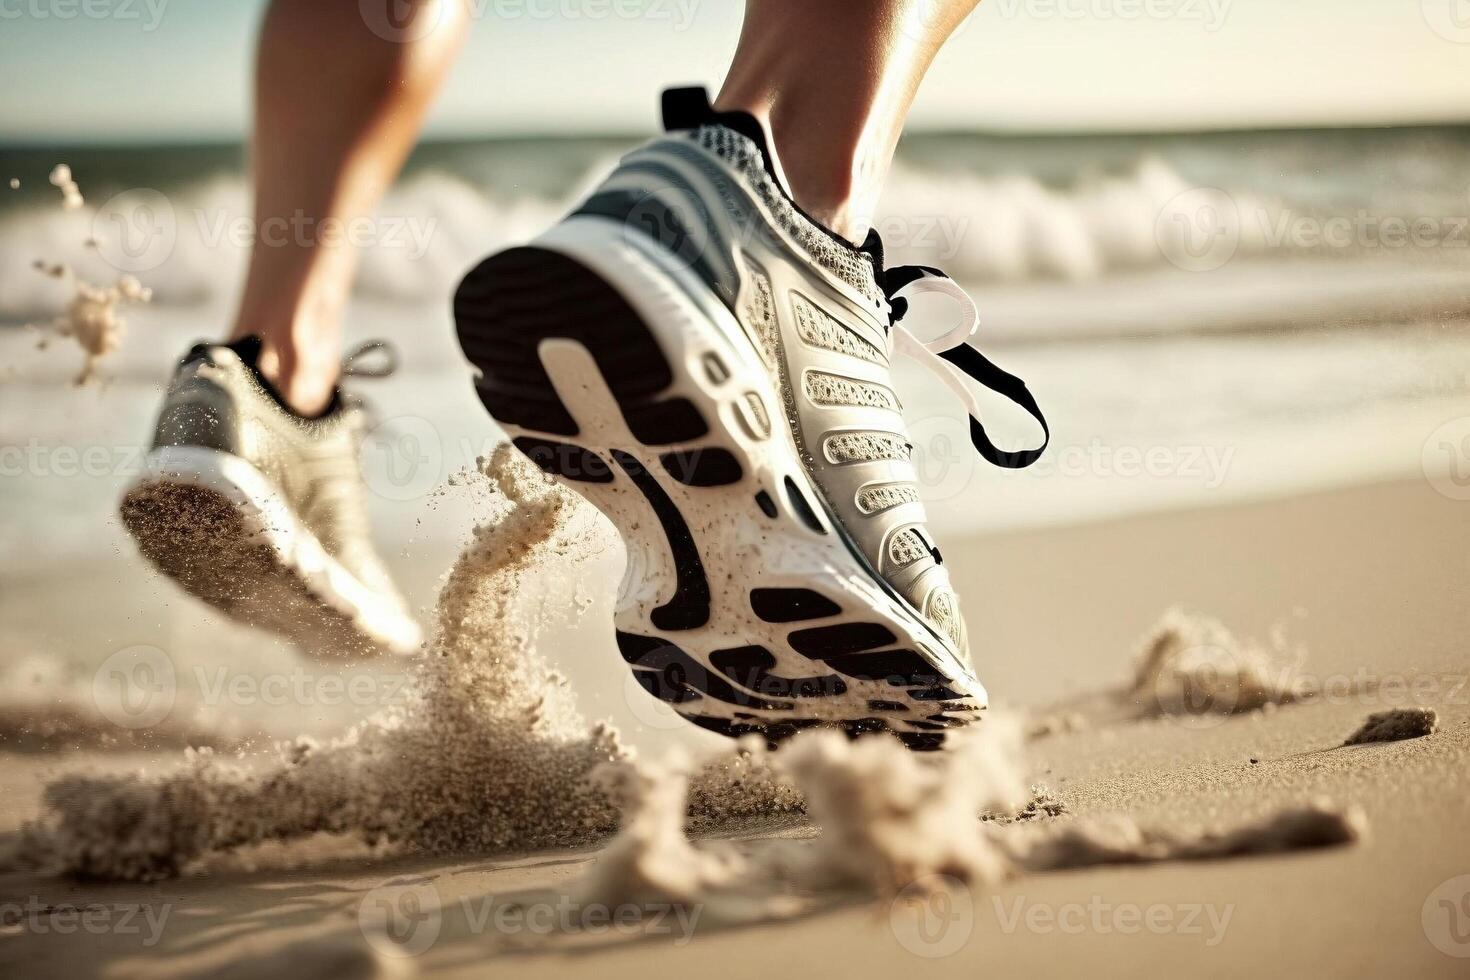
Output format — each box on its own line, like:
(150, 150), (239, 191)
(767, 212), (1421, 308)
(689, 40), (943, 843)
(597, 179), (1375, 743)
(0, 0), (1468, 142)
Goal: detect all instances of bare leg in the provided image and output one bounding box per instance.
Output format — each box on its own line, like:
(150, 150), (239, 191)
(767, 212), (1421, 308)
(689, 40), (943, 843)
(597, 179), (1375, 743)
(715, 0), (979, 244)
(230, 0), (468, 415)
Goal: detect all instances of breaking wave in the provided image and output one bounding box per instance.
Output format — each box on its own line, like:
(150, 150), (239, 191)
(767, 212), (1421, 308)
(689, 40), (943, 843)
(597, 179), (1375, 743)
(0, 156), (1287, 320)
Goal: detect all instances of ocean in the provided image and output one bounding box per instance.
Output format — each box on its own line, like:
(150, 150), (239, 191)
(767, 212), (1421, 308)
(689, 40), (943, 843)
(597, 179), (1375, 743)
(4, 124), (1469, 515)
(4, 125), (1470, 320)
(4, 124), (1469, 526)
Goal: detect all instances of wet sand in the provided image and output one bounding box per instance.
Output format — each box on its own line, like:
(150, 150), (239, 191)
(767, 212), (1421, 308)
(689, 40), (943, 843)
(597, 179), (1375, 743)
(1, 475), (1466, 978)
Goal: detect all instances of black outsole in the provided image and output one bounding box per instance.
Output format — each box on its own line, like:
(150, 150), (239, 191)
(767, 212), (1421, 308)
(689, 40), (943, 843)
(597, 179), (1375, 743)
(610, 449), (711, 632)
(453, 245), (978, 750)
(512, 436), (614, 484)
(455, 248), (678, 437)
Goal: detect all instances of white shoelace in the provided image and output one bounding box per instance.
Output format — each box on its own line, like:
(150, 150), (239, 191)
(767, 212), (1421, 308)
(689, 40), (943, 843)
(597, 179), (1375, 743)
(884, 269), (1050, 469)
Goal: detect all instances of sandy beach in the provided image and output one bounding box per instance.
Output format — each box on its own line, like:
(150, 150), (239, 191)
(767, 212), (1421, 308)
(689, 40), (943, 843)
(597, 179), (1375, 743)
(1, 472), (1465, 978)
(2, 50), (1468, 976)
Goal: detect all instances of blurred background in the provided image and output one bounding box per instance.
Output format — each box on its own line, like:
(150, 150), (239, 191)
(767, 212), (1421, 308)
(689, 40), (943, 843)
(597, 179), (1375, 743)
(1, 0), (1468, 751)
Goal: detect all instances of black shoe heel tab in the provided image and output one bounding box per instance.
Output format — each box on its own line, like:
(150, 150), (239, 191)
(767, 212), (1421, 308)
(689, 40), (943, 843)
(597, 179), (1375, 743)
(658, 86), (869, 258)
(661, 85), (771, 159)
(662, 86), (714, 131)
(224, 335), (265, 366)
(187, 335), (341, 422)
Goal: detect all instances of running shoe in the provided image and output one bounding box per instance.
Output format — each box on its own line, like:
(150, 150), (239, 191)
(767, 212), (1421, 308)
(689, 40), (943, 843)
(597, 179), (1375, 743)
(120, 336), (423, 659)
(453, 88), (1047, 748)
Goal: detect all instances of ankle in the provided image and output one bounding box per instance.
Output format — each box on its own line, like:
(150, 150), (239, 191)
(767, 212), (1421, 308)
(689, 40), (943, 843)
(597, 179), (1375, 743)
(236, 332), (341, 417)
(714, 89), (875, 245)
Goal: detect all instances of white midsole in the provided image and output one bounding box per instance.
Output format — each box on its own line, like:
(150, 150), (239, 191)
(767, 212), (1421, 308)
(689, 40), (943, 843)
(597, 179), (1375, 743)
(525, 217), (982, 703)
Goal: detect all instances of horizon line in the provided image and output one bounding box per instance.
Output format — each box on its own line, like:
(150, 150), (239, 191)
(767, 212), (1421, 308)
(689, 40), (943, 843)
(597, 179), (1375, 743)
(4, 115), (1469, 150)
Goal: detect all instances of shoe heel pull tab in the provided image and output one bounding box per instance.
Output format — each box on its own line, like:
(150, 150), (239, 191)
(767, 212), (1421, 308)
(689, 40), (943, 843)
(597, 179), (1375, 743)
(661, 86), (714, 132)
(180, 342), (215, 367)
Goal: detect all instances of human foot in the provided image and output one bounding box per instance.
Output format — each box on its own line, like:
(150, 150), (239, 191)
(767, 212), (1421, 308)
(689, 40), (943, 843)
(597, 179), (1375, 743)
(120, 336), (423, 659)
(453, 89), (1046, 748)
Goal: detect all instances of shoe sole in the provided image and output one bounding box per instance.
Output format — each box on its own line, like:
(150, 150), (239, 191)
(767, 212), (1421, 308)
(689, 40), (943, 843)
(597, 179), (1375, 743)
(119, 446), (423, 659)
(453, 218), (984, 749)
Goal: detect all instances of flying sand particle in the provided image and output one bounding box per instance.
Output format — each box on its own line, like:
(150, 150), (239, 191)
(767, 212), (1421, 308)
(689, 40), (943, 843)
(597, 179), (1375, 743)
(1343, 707), (1437, 746)
(24, 166), (152, 384)
(29, 270), (153, 385)
(1027, 711), (1087, 740)
(1131, 608), (1310, 720)
(485, 724), (1364, 952)
(4, 455), (1371, 907)
(9, 449), (799, 882)
(1002, 797), (1366, 872)
(48, 163), (84, 210)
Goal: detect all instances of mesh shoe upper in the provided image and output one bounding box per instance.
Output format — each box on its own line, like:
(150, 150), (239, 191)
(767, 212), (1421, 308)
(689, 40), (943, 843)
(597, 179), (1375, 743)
(149, 339), (406, 607)
(580, 112), (973, 663)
